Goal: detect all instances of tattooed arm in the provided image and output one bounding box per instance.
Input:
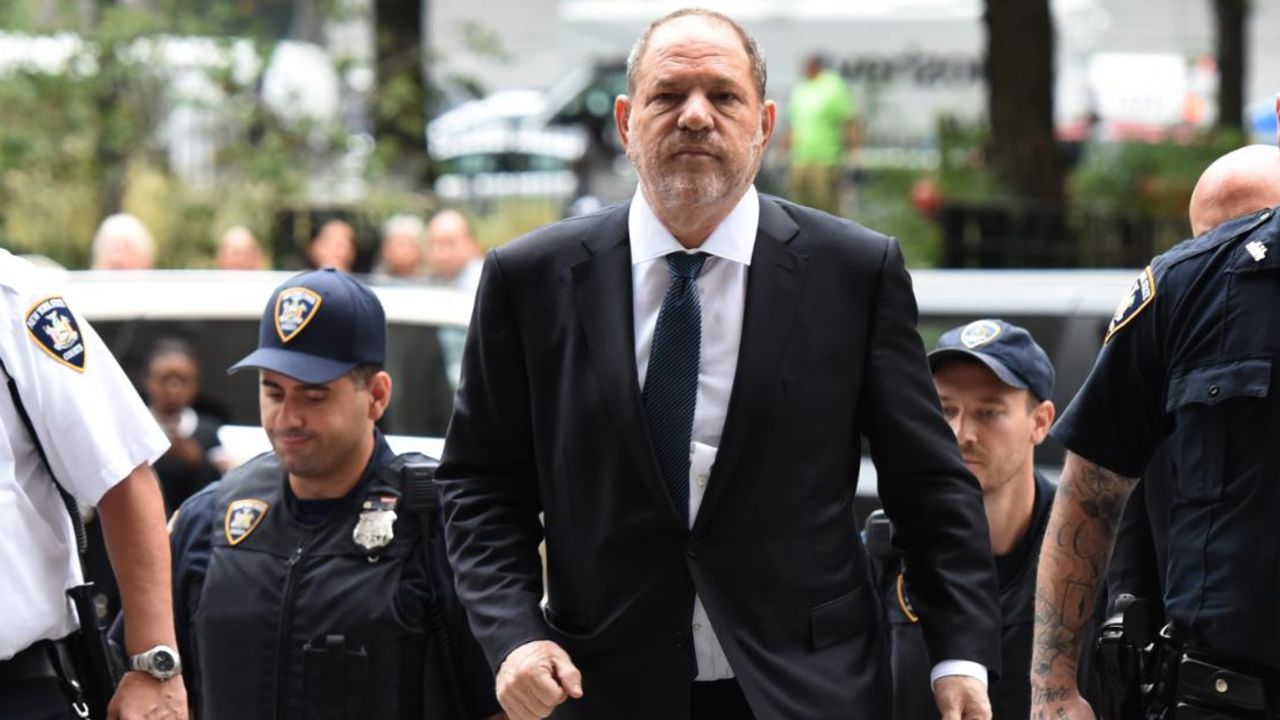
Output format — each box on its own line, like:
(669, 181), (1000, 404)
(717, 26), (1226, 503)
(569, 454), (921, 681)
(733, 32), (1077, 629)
(1030, 452), (1138, 719)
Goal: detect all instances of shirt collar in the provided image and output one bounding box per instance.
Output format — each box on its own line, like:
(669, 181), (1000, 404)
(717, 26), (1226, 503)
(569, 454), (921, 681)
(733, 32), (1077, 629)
(628, 184), (759, 266)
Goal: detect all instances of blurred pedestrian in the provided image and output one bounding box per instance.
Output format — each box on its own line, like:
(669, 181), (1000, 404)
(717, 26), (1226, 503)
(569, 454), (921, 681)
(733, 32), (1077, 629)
(375, 214), (427, 281)
(425, 210), (483, 292)
(144, 339), (226, 513)
(306, 219), (357, 273)
(214, 226), (268, 271)
(91, 213), (156, 270)
(785, 53), (857, 216)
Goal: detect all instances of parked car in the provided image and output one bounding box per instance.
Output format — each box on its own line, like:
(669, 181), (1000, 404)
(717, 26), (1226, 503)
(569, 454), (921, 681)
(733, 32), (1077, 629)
(55, 270), (472, 466)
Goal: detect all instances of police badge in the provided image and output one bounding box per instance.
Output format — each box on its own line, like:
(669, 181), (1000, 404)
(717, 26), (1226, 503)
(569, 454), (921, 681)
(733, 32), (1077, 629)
(225, 499), (268, 546)
(25, 296), (86, 371)
(353, 495), (398, 555)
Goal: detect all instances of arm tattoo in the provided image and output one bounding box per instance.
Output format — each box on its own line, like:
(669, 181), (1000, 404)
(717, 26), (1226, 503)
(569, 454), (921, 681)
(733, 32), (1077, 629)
(1030, 453), (1136, 707)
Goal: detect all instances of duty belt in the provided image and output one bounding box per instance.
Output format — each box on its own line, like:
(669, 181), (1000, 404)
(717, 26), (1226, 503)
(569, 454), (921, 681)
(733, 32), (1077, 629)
(1152, 628), (1280, 719)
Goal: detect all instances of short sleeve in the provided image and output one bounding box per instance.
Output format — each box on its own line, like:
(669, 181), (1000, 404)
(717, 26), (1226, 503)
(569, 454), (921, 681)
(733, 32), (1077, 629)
(1052, 267), (1167, 477)
(1, 288), (169, 506)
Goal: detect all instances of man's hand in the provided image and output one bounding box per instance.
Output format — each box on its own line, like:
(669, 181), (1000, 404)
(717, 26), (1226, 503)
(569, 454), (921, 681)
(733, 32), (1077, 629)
(107, 671), (187, 720)
(1030, 687), (1095, 720)
(933, 675), (991, 720)
(496, 640), (583, 720)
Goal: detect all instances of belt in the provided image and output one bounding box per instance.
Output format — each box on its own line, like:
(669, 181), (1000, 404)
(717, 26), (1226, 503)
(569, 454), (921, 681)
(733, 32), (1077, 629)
(0, 639), (63, 683)
(1152, 629), (1280, 719)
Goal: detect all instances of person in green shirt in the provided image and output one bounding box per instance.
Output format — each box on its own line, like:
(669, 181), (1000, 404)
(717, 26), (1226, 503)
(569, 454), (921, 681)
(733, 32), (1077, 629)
(785, 54), (857, 215)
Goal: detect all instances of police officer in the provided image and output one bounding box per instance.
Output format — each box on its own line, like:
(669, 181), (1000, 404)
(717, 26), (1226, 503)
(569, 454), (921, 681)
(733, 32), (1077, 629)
(871, 320), (1102, 719)
(165, 269), (499, 719)
(0, 248), (187, 719)
(1031, 148), (1280, 719)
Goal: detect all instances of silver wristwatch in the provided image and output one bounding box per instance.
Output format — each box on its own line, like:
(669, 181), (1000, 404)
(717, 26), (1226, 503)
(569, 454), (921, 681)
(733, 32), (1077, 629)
(128, 645), (182, 680)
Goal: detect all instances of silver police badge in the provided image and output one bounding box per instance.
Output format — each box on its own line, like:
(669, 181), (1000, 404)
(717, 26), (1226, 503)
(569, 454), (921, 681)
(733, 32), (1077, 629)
(353, 495), (399, 553)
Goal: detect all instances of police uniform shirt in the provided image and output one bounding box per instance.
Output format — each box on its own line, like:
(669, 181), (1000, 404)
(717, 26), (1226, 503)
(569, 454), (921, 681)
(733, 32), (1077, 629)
(1054, 207), (1280, 669)
(0, 249), (169, 660)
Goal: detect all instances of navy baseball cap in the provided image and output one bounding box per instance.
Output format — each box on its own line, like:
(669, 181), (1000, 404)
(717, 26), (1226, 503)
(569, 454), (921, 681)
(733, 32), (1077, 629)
(928, 319), (1055, 402)
(229, 269), (386, 384)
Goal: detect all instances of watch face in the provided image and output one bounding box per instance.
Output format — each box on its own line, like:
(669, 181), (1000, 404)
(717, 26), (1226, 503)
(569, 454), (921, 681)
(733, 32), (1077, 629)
(152, 650), (176, 673)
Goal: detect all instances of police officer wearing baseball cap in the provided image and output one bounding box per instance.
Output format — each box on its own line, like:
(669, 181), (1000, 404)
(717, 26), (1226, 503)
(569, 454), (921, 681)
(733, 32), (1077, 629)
(868, 319), (1102, 719)
(161, 269), (500, 719)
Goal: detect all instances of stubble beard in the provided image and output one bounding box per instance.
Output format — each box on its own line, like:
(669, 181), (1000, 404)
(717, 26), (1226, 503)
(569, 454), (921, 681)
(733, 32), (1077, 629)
(631, 128), (765, 211)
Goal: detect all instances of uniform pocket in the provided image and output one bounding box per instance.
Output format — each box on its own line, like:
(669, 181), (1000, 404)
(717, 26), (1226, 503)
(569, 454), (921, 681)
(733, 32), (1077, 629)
(1166, 359), (1271, 502)
(302, 635), (370, 720)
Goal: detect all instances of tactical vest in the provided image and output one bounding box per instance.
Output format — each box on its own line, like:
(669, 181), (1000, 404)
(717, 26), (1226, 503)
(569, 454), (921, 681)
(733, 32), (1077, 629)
(193, 451), (457, 720)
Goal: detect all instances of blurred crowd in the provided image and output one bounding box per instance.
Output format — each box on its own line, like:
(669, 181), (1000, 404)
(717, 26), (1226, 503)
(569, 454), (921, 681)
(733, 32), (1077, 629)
(87, 208), (486, 294)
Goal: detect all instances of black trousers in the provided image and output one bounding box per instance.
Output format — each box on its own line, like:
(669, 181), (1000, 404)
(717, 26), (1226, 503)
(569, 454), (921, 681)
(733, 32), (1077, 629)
(0, 679), (77, 720)
(691, 678), (755, 720)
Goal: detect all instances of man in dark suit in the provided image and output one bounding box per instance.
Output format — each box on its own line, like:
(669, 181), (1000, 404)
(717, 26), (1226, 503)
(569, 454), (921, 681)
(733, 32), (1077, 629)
(436, 9), (1000, 720)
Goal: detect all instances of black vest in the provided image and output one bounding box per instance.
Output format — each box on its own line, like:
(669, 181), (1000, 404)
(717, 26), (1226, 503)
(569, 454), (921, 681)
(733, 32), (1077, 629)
(194, 451), (448, 720)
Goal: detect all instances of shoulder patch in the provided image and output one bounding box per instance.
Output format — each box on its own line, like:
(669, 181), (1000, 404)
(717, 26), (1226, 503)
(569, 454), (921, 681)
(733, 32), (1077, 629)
(896, 571), (920, 623)
(225, 499), (268, 546)
(25, 296), (86, 371)
(1104, 266), (1156, 344)
(274, 287), (322, 343)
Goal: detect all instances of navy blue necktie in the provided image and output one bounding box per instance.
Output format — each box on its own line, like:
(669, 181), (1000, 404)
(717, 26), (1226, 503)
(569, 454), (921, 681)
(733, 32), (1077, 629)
(643, 252), (708, 523)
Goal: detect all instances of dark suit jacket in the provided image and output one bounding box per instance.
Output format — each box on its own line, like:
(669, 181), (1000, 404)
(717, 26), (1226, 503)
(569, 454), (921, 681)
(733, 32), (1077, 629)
(437, 195), (1000, 719)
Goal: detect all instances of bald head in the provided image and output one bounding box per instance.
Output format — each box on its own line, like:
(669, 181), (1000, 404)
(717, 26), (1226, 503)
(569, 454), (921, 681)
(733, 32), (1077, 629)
(1189, 144), (1280, 236)
(216, 226), (267, 270)
(425, 210), (480, 281)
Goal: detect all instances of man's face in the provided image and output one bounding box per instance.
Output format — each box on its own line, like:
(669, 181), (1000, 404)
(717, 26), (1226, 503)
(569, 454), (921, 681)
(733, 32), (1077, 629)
(216, 230), (266, 271)
(382, 231), (423, 277)
(425, 215), (477, 280)
(259, 369), (383, 481)
(616, 16), (775, 211)
(146, 352), (198, 415)
(933, 361), (1052, 497)
(309, 224), (356, 272)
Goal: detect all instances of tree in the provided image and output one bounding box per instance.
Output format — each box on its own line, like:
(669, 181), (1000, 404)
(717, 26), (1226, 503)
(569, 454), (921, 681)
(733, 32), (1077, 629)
(982, 0), (1064, 205)
(1213, 0), (1248, 132)
(372, 0), (430, 183)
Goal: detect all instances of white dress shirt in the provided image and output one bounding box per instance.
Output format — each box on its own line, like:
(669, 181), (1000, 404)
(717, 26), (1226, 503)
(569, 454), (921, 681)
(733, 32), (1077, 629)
(629, 186), (985, 688)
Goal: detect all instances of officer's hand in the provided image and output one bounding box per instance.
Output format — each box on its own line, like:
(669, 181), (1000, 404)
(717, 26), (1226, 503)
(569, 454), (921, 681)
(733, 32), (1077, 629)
(933, 675), (991, 720)
(108, 671), (188, 720)
(495, 640), (583, 720)
(1030, 689), (1096, 720)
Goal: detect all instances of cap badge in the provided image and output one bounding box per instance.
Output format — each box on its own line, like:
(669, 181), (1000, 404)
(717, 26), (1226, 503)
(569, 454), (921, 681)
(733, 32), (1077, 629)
(26, 297), (86, 371)
(275, 287), (323, 343)
(959, 320), (1002, 349)
(225, 499), (268, 546)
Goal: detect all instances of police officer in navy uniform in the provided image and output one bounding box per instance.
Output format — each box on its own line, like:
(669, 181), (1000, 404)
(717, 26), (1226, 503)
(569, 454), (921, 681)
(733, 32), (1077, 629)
(869, 320), (1103, 719)
(1031, 150), (1280, 719)
(164, 269), (500, 720)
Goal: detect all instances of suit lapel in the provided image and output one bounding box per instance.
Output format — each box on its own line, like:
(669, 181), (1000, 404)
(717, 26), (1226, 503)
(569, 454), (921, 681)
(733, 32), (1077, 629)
(571, 205), (684, 525)
(693, 196), (805, 532)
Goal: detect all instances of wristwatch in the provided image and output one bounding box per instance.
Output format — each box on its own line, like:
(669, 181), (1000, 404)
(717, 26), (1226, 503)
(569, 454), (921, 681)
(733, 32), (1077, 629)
(128, 645), (182, 680)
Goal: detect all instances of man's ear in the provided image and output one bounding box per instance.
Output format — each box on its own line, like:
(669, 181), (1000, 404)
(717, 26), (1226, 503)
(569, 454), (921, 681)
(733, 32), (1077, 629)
(1030, 400), (1055, 446)
(760, 99), (778, 147)
(615, 95), (632, 150)
(368, 371), (393, 421)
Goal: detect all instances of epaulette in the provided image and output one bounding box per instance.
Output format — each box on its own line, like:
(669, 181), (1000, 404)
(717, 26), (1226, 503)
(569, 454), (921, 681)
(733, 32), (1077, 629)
(1156, 206), (1277, 274)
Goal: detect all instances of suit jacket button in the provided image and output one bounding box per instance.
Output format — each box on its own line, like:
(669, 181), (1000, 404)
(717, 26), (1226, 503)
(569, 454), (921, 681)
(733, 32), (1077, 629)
(687, 539), (702, 557)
